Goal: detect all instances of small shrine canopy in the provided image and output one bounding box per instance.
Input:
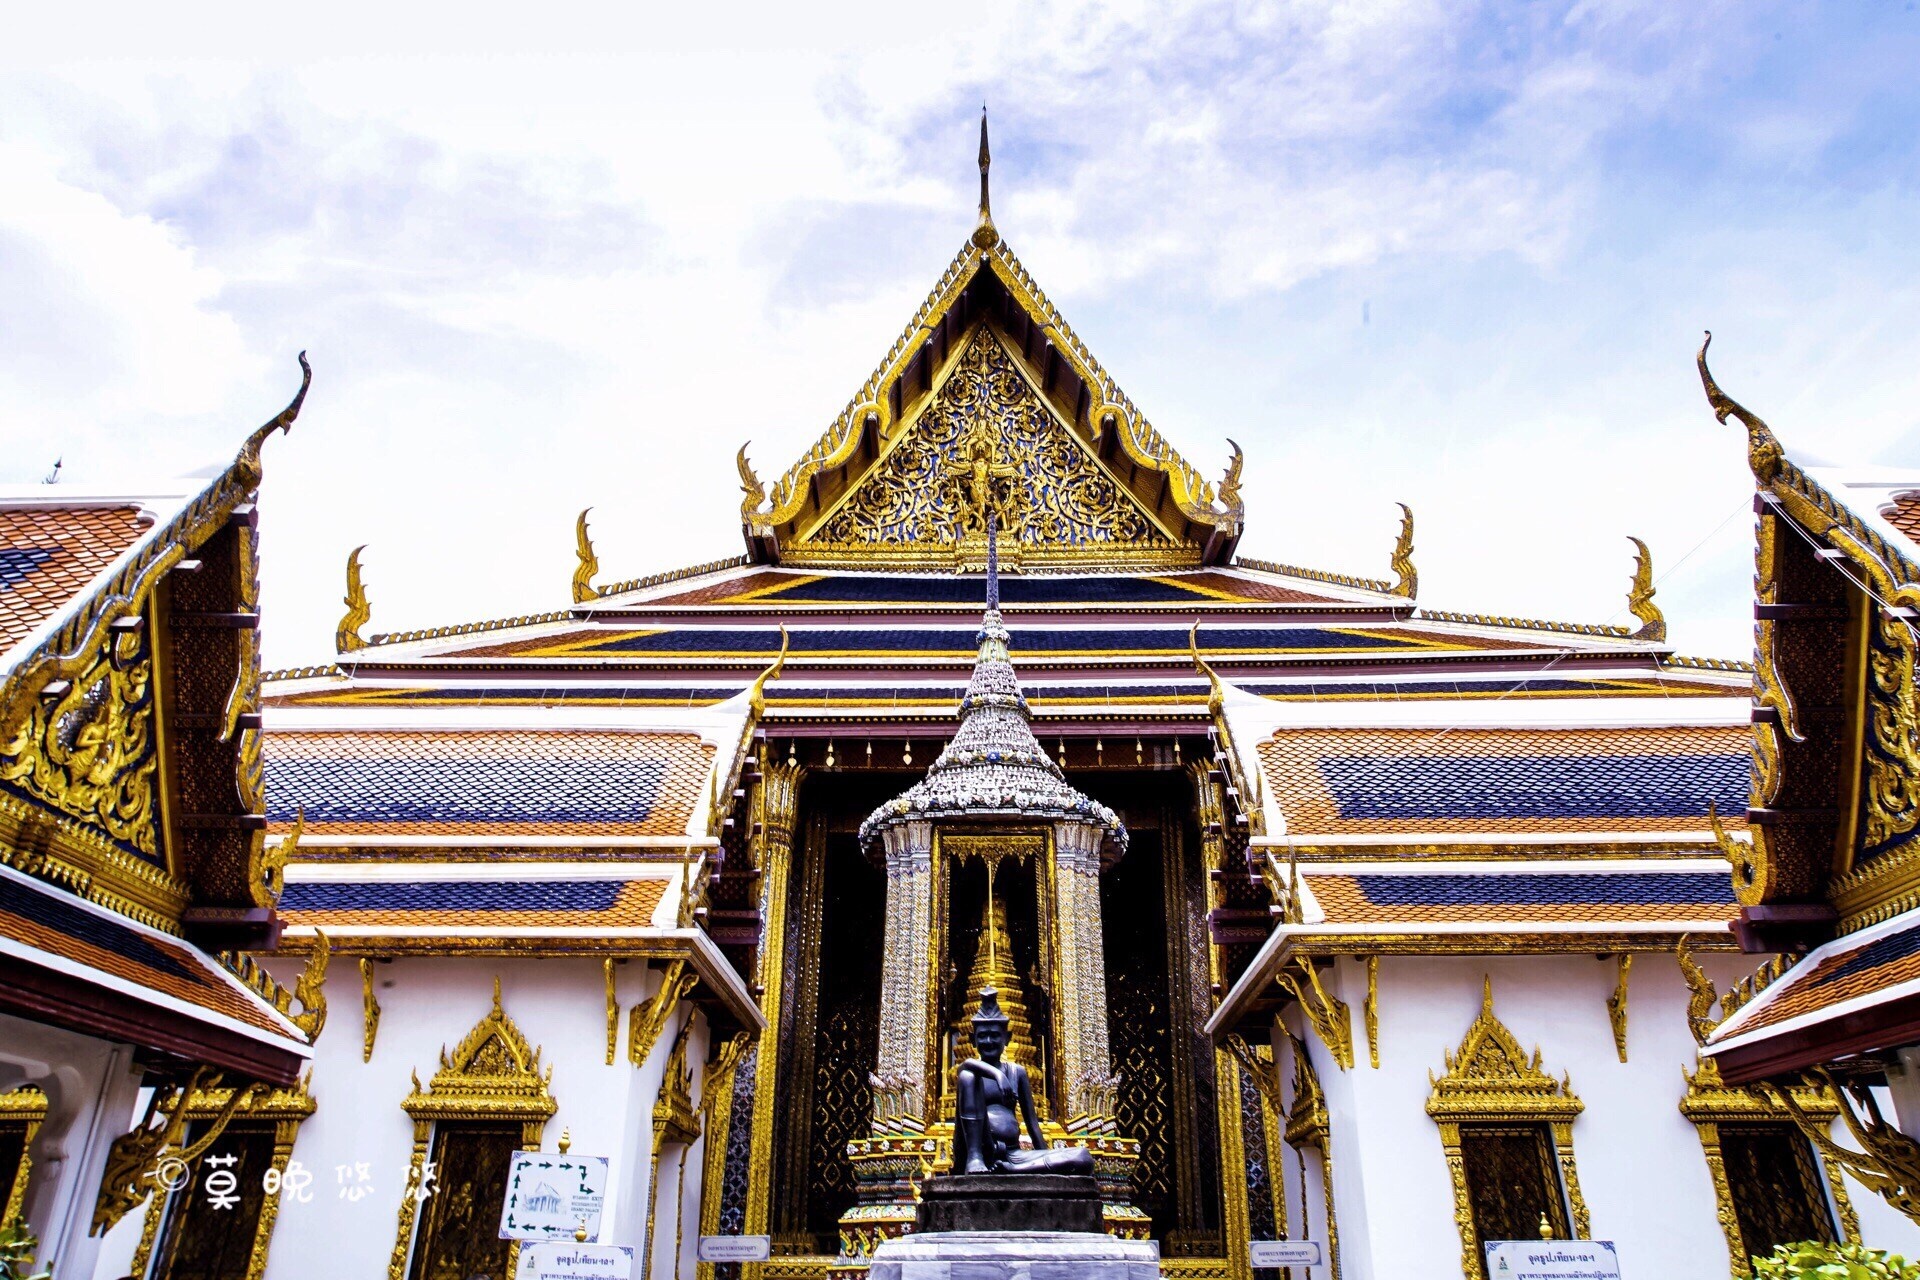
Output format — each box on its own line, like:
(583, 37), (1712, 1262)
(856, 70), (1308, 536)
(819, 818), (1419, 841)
(859, 526), (1125, 863)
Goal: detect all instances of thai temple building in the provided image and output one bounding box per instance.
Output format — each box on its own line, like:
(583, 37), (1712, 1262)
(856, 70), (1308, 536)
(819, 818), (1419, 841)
(4, 124), (1920, 1280)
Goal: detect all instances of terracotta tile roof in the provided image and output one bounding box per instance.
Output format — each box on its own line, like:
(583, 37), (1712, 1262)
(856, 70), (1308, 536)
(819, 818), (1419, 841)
(448, 623), (1486, 662)
(1713, 913), (1920, 1042)
(0, 505), (148, 655)
(1258, 726), (1753, 836)
(1304, 869), (1738, 925)
(1883, 494), (1920, 544)
(0, 864), (303, 1042)
(263, 730), (713, 836)
(277, 877), (666, 928)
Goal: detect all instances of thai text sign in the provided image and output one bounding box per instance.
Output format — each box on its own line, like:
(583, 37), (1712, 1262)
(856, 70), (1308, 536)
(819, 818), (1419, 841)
(1485, 1240), (1622, 1280)
(515, 1242), (633, 1280)
(698, 1235), (773, 1262)
(498, 1152), (608, 1242)
(1250, 1241), (1324, 1267)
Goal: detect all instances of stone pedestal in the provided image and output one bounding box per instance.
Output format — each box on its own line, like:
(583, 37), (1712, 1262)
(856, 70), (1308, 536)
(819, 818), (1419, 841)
(917, 1174), (1103, 1234)
(867, 1232), (1160, 1280)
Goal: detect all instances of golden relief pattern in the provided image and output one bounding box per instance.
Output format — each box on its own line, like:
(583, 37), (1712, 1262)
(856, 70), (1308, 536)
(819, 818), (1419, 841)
(812, 329), (1171, 552)
(0, 624), (159, 862)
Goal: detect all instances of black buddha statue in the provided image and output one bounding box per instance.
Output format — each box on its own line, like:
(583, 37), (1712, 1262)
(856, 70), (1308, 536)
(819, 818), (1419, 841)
(955, 988), (1095, 1177)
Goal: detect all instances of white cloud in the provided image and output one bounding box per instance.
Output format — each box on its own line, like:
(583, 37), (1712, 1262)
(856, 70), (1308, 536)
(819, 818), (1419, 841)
(0, 0), (1914, 669)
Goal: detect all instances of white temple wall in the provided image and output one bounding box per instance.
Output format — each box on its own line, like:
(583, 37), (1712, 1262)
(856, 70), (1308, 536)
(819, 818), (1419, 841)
(0, 1010), (141, 1280)
(1265, 951), (1920, 1279)
(93, 956), (704, 1280)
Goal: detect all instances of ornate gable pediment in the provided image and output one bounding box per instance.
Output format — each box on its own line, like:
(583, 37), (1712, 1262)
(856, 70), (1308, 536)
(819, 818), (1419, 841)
(799, 325), (1178, 567)
(738, 239), (1245, 570)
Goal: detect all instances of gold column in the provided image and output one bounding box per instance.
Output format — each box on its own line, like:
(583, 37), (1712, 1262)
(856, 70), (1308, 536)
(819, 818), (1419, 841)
(742, 760), (800, 1260)
(872, 820), (936, 1125)
(1051, 820), (1116, 1124)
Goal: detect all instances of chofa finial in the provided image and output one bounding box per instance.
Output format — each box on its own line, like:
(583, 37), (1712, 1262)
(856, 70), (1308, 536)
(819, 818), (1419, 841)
(1388, 504), (1417, 600)
(337, 545), (371, 653)
(1625, 536), (1667, 642)
(972, 106), (998, 250)
(1697, 331), (1784, 485)
(572, 508), (599, 604)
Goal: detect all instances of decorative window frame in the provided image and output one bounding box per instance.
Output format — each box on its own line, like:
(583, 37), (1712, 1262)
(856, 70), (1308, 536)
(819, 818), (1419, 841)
(125, 1076), (315, 1280)
(1425, 979), (1590, 1280)
(386, 979), (556, 1280)
(0, 1086), (48, 1228)
(1680, 1059), (1860, 1277)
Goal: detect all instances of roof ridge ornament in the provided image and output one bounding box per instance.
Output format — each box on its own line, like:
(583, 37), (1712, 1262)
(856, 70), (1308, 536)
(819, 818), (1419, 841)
(336, 545), (370, 654)
(972, 105), (998, 250)
(1389, 503), (1417, 600)
(572, 509), (599, 603)
(1697, 331), (1784, 485)
(1626, 536), (1667, 642)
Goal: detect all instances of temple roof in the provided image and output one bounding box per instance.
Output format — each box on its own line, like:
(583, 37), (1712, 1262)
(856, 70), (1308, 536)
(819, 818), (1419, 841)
(737, 231), (1245, 570)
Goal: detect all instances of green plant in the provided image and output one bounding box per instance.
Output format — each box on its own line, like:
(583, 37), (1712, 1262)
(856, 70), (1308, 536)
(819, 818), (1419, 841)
(0, 1221), (50, 1280)
(1754, 1241), (1920, 1280)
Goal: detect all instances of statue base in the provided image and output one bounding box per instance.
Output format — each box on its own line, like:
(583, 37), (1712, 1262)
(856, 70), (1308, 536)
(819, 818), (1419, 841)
(869, 1231), (1159, 1280)
(917, 1173), (1103, 1234)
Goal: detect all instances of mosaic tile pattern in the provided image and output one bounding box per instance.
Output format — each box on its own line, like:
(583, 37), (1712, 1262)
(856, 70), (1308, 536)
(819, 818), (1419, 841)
(0, 505), (148, 654)
(263, 730), (713, 835)
(1259, 726), (1753, 835)
(278, 877), (665, 928)
(1717, 916), (1920, 1039)
(1884, 494), (1920, 544)
(0, 867), (301, 1040)
(1305, 870), (1737, 924)
(460, 623), (1477, 661)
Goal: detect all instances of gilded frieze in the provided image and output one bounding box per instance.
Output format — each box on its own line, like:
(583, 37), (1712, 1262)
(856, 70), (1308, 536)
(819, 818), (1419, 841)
(810, 328), (1173, 555)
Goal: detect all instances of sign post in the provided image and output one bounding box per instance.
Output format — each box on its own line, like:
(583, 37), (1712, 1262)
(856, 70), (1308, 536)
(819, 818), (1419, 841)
(1484, 1240), (1622, 1280)
(514, 1242), (634, 1280)
(498, 1150), (610, 1244)
(1250, 1241), (1324, 1269)
(698, 1236), (773, 1264)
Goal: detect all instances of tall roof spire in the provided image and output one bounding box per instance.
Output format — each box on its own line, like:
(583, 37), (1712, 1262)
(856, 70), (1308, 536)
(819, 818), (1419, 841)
(986, 510), (1000, 610)
(973, 105), (998, 249)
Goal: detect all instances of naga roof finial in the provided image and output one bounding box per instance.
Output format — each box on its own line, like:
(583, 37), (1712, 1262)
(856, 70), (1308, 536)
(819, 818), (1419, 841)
(337, 545), (371, 653)
(1389, 503), (1417, 600)
(572, 508), (599, 604)
(1697, 331), (1783, 485)
(1625, 536), (1667, 642)
(972, 105), (998, 250)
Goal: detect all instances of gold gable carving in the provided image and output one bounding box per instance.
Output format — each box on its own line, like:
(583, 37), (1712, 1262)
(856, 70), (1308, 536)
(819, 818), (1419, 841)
(802, 327), (1175, 564)
(740, 240), (1243, 569)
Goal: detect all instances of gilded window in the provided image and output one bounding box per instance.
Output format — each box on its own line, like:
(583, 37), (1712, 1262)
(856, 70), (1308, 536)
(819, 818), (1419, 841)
(387, 980), (555, 1280)
(406, 1123), (523, 1280)
(0, 1085), (47, 1228)
(125, 1081), (314, 1280)
(1680, 1061), (1857, 1278)
(1426, 979), (1589, 1280)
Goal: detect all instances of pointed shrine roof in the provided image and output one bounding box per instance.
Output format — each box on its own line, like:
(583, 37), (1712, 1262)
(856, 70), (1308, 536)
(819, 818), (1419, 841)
(858, 540), (1126, 859)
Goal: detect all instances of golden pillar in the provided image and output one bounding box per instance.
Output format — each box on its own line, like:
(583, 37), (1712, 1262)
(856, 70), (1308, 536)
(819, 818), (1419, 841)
(742, 760), (800, 1264)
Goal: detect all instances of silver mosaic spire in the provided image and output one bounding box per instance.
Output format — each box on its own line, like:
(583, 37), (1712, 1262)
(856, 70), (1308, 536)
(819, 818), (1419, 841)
(858, 515), (1127, 859)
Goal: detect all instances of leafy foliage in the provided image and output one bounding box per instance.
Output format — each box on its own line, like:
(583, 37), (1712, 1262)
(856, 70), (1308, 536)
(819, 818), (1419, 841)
(1754, 1241), (1920, 1280)
(0, 1222), (50, 1280)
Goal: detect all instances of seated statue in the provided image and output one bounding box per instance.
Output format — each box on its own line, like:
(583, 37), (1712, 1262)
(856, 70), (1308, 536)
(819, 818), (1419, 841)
(955, 988), (1095, 1177)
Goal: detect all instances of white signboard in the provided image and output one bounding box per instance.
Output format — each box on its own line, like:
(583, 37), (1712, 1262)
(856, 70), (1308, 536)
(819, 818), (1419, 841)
(1485, 1240), (1622, 1280)
(1250, 1240), (1324, 1267)
(515, 1242), (633, 1280)
(499, 1151), (609, 1242)
(698, 1235), (773, 1262)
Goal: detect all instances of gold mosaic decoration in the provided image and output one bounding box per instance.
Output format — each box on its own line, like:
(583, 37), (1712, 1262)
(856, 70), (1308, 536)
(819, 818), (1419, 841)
(808, 327), (1172, 556)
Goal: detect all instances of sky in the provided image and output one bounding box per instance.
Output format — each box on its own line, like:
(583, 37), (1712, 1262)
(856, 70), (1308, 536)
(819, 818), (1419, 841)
(2, 0), (1917, 667)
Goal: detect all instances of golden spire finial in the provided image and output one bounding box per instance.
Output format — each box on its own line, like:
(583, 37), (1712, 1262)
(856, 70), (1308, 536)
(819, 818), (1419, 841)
(1697, 331), (1783, 484)
(572, 508), (599, 604)
(1388, 503), (1417, 600)
(1625, 536), (1666, 641)
(972, 105), (998, 250)
(336, 545), (370, 653)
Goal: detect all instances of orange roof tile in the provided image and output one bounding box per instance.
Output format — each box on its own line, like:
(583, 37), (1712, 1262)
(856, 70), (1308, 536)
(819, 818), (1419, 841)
(0, 505), (149, 655)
